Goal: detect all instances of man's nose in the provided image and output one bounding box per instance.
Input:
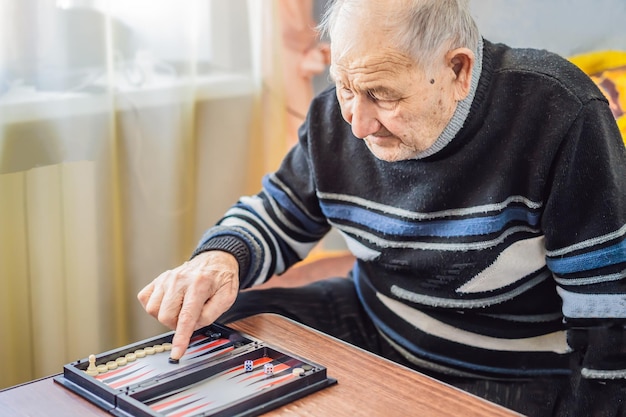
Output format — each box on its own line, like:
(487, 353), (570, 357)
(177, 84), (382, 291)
(346, 97), (381, 139)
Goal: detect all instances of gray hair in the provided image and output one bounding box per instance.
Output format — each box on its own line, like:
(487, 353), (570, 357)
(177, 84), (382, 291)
(319, 0), (480, 69)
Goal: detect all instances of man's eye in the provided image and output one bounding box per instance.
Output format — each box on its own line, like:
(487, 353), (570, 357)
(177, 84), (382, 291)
(367, 91), (380, 101)
(368, 90), (396, 103)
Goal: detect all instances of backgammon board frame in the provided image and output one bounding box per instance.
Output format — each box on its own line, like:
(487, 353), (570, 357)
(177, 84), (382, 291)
(53, 322), (337, 417)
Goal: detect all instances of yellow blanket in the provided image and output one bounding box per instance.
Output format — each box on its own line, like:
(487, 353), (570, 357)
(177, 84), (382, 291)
(570, 50), (626, 143)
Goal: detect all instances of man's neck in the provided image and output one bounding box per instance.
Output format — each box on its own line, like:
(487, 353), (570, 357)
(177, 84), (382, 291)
(412, 37), (484, 159)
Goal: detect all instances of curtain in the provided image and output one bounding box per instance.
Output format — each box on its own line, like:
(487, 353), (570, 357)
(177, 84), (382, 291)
(278, 0), (330, 148)
(244, 0), (329, 192)
(0, 0), (268, 389)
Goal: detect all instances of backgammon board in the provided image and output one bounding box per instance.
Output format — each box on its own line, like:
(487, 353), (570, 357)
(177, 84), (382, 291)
(54, 322), (336, 416)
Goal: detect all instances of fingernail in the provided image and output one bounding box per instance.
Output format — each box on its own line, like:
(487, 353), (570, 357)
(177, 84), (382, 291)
(170, 347), (183, 360)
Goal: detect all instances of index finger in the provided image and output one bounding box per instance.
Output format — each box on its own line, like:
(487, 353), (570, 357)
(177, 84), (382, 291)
(169, 290), (208, 360)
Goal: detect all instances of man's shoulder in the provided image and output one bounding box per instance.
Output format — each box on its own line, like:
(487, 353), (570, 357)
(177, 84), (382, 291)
(485, 40), (604, 103)
(486, 40), (576, 75)
(308, 85), (345, 124)
(311, 85), (338, 106)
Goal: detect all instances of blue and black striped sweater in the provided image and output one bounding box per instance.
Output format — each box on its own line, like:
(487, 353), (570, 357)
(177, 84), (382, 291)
(195, 39), (626, 381)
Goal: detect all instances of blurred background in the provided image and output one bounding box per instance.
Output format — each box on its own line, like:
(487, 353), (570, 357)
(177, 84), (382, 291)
(1, 0), (625, 389)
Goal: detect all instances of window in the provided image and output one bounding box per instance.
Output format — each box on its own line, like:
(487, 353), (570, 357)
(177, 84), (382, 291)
(0, 0), (254, 122)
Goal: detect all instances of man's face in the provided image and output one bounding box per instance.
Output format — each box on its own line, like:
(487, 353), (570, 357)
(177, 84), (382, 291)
(330, 27), (460, 162)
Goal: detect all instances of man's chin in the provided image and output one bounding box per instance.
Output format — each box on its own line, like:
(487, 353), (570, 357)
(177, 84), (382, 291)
(364, 140), (416, 162)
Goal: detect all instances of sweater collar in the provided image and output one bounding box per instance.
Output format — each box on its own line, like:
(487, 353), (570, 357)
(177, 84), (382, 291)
(412, 37), (484, 160)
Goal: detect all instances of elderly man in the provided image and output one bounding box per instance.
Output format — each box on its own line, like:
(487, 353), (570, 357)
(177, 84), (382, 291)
(139, 0), (626, 415)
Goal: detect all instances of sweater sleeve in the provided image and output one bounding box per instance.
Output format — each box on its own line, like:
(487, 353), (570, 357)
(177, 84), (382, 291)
(542, 96), (626, 414)
(191, 123), (331, 289)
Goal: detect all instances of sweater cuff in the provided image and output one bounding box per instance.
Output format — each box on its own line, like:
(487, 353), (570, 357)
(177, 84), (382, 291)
(190, 235), (252, 281)
(569, 324), (626, 380)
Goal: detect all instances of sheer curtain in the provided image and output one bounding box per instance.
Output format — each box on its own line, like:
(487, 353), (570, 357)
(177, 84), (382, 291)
(0, 0), (290, 389)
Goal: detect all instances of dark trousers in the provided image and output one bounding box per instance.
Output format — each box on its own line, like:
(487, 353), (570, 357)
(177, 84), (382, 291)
(219, 277), (602, 417)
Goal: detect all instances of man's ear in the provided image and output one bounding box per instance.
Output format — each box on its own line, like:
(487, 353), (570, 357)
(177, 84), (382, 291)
(446, 47), (475, 101)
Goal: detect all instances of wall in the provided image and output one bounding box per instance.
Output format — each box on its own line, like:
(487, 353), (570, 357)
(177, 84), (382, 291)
(470, 0), (626, 57)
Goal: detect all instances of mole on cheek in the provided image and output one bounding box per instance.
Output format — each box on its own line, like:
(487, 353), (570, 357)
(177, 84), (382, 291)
(430, 79), (435, 84)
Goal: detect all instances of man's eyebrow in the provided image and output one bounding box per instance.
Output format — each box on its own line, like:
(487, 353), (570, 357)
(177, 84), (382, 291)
(370, 85), (397, 95)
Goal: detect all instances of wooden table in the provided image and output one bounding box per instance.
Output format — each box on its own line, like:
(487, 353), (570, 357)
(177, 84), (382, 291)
(0, 314), (520, 416)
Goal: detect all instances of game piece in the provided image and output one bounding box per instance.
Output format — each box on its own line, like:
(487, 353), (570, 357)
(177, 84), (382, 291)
(154, 344), (164, 353)
(85, 354), (98, 376)
(125, 353), (137, 362)
(162, 342), (172, 351)
(244, 360), (254, 372)
(264, 363), (274, 375)
(96, 364), (108, 374)
(292, 367), (305, 376)
(168, 357), (179, 364)
(134, 349), (146, 358)
(208, 332), (222, 340)
(145, 346), (156, 355)
(106, 361), (118, 370)
(115, 357), (127, 366)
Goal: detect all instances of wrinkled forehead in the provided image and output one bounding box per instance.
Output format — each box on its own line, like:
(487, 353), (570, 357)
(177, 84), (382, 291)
(329, 28), (417, 82)
(329, 47), (417, 84)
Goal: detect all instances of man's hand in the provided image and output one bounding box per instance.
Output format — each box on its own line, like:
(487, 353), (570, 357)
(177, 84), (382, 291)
(137, 251), (239, 360)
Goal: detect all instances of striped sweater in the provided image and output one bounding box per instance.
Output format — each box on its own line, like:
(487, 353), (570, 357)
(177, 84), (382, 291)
(194, 40), (626, 382)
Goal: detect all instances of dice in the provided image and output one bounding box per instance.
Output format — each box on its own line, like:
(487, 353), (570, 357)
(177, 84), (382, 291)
(264, 363), (274, 375)
(244, 360), (253, 372)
